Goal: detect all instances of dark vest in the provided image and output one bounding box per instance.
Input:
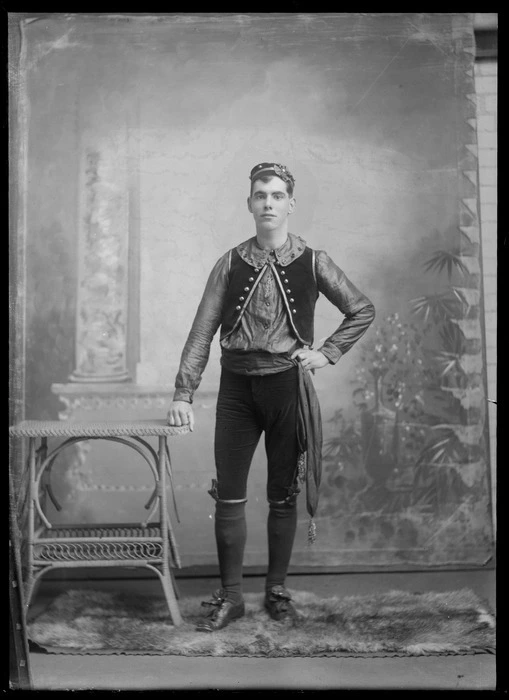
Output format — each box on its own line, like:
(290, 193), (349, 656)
(220, 247), (319, 346)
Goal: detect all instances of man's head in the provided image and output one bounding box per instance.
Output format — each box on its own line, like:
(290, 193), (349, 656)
(247, 162), (296, 232)
(249, 162), (295, 197)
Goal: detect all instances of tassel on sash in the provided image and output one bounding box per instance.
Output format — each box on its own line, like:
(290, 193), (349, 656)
(307, 518), (317, 545)
(297, 452), (306, 483)
(298, 452), (317, 544)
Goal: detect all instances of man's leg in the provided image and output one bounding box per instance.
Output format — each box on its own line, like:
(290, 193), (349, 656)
(266, 500), (298, 591)
(213, 499), (248, 605)
(197, 369), (261, 631)
(255, 368), (301, 614)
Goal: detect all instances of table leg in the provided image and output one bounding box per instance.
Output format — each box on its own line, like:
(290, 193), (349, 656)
(158, 436), (182, 626)
(37, 438), (48, 513)
(25, 438), (36, 609)
(169, 566), (180, 600)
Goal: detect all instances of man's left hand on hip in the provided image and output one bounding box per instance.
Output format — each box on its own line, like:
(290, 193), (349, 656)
(291, 348), (329, 371)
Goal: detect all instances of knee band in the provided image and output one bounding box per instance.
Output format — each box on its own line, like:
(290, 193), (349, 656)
(269, 499), (297, 513)
(208, 479), (247, 504)
(215, 499), (246, 523)
(268, 483), (300, 508)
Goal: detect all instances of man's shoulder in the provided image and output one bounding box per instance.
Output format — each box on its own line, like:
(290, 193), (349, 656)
(234, 236), (256, 251)
(313, 248), (342, 273)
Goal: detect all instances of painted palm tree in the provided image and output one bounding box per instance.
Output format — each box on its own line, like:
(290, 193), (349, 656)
(409, 238), (485, 509)
(321, 314), (431, 515)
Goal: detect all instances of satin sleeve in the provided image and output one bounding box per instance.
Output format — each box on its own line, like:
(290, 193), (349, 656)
(315, 250), (376, 364)
(173, 252), (230, 403)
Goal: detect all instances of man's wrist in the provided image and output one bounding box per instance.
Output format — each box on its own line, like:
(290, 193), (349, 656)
(318, 343), (342, 365)
(172, 390), (193, 404)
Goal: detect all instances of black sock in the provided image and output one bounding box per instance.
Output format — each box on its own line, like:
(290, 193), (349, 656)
(266, 502), (297, 592)
(214, 500), (247, 604)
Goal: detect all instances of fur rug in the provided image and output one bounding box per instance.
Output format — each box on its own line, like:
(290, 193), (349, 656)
(27, 588), (495, 657)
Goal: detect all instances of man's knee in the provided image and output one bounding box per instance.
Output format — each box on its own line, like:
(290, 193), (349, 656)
(208, 479), (247, 504)
(268, 483), (300, 509)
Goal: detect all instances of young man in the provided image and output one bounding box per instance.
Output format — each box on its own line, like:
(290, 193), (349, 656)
(168, 162), (375, 632)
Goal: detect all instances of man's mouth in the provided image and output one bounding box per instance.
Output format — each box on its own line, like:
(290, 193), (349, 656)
(261, 214), (276, 218)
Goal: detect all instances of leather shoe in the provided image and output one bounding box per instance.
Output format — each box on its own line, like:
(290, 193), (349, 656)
(264, 585), (298, 621)
(196, 589), (245, 632)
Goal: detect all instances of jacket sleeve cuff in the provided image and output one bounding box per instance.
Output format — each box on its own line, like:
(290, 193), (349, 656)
(319, 342), (343, 365)
(172, 389), (193, 404)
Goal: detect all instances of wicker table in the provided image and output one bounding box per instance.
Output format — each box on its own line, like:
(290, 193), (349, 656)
(9, 420), (189, 627)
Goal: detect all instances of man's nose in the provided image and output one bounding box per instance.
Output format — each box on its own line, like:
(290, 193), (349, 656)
(264, 197), (273, 209)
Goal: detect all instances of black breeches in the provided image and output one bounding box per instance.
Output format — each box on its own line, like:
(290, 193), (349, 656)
(213, 366), (301, 504)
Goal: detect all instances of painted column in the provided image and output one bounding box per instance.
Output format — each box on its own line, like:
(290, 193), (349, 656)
(69, 125), (131, 383)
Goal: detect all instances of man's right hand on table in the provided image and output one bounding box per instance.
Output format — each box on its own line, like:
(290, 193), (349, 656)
(167, 401), (195, 432)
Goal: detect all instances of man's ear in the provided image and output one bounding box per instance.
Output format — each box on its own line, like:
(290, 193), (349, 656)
(288, 197), (296, 214)
(247, 196), (253, 213)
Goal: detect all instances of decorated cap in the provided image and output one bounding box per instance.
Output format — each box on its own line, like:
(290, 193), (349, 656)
(249, 162), (295, 188)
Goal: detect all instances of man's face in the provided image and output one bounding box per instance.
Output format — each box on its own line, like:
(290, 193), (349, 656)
(247, 176), (295, 230)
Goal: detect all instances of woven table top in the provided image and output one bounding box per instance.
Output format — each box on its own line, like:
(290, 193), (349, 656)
(9, 420), (190, 438)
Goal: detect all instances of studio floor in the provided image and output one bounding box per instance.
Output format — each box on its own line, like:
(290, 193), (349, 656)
(26, 568), (496, 691)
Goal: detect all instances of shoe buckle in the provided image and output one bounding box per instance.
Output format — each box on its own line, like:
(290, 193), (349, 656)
(269, 586), (292, 601)
(201, 590), (226, 608)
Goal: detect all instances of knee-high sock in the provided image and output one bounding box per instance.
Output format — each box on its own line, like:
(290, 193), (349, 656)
(214, 501), (247, 604)
(266, 502), (298, 591)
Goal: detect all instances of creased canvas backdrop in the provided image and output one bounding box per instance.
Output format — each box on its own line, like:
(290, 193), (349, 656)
(16, 13), (493, 568)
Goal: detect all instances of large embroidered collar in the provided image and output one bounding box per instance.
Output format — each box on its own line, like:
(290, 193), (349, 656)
(236, 232), (307, 268)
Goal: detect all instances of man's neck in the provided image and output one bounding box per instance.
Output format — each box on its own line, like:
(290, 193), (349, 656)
(255, 227), (289, 251)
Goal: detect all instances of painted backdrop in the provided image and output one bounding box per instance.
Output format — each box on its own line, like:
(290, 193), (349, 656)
(14, 13), (493, 568)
